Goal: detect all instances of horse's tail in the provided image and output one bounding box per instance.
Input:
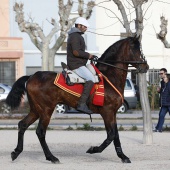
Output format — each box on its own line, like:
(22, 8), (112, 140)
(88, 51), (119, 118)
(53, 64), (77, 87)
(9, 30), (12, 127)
(6, 75), (30, 109)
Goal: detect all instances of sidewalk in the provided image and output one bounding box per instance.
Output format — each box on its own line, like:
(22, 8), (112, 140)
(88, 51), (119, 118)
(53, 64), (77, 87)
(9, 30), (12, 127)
(0, 110), (170, 130)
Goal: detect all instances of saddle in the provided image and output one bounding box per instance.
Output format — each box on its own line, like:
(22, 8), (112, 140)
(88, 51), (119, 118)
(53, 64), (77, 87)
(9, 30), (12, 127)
(61, 62), (99, 86)
(53, 62), (104, 106)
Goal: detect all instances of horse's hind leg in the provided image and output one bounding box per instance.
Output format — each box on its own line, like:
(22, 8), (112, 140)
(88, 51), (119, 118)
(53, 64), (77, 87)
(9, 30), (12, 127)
(86, 114), (131, 163)
(36, 117), (59, 164)
(11, 111), (39, 161)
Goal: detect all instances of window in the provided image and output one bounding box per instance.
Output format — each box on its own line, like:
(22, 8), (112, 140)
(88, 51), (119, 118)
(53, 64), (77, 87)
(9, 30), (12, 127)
(127, 69), (160, 88)
(0, 62), (15, 86)
(148, 69), (160, 85)
(125, 79), (132, 90)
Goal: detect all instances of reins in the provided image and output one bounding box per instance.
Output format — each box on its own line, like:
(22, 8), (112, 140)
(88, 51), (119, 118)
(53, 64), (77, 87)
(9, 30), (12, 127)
(105, 60), (147, 64)
(92, 59), (129, 71)
(91, 59), (146, 72)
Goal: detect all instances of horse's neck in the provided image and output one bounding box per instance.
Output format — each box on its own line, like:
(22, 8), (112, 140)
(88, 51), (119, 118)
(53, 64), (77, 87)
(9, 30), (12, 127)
(102, 66), (128, 94)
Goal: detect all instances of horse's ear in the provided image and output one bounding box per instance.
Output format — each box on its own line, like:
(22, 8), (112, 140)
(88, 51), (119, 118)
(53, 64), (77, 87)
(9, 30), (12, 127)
(134, 34), (140, 41)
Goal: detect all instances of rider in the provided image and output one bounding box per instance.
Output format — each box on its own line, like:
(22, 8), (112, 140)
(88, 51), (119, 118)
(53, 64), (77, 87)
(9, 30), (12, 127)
(67, 17), (96, 114)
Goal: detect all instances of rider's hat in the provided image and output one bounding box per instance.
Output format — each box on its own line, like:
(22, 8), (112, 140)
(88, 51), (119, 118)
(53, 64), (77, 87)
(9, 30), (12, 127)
(75, 17), (90, 27)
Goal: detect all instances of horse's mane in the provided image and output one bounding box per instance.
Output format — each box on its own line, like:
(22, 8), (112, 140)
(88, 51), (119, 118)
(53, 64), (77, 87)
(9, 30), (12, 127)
(99, 39), (124, 62)
(97, 37), (140, 64)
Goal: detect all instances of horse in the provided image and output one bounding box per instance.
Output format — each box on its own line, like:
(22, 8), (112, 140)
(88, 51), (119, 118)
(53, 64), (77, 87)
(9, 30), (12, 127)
(6, 36), (149, 164)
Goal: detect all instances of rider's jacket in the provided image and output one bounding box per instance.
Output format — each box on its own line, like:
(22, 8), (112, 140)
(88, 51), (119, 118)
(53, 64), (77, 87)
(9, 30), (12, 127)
(67, 27), (89, 70)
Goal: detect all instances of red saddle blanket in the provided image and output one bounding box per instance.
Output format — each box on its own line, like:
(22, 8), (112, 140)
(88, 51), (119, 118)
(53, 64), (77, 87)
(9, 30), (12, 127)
(54, 65), (104, 106)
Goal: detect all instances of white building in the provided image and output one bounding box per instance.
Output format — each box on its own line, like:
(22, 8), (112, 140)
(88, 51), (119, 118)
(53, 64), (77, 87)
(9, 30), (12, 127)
(1, 0), (170, 85)
(95, 0), (170, 84)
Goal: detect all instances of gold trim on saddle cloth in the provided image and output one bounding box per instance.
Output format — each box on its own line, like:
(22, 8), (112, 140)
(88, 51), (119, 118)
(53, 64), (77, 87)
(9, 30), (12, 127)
(94, 84), (104, 96)
(95, 92), (104, 96)
(54, 74), (81, 97)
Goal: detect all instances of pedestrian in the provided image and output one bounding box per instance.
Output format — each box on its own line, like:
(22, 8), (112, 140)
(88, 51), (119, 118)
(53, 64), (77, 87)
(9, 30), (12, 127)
(154, 72), (170, 132)
(67, 17), (96, 114)
(157, 68), (167, 106)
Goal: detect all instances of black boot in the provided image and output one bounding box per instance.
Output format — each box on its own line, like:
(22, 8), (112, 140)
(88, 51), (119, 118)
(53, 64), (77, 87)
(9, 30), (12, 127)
(77, 81), (94, 114)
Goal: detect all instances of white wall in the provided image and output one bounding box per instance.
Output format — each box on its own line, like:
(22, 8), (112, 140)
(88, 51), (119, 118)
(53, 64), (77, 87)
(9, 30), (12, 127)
(95, 0), (170, 72)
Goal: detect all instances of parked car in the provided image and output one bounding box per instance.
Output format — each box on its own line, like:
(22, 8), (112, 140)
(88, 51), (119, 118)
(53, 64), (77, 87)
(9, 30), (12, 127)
(117, 77), (137, 113)
(0, 83), (11, 113)
(56, 77), (138, 113)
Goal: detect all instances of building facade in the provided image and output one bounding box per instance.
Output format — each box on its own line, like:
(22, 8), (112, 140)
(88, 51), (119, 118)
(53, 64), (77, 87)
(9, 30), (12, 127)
(0, 0), (24, 86)
(95, 0), (170, 85)
(1, 0), (170, 86)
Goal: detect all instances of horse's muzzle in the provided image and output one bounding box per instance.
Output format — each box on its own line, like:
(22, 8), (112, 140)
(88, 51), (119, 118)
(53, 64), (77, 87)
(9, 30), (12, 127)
(137, 63), (149, 73)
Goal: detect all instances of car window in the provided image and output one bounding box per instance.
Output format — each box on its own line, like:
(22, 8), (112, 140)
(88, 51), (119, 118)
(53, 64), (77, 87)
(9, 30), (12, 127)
(125, 79), (132, 90)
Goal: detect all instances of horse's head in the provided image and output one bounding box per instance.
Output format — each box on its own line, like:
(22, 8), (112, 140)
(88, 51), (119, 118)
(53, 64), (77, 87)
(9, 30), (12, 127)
(125, 35), (149, 73)
(97, 35), (149, 74)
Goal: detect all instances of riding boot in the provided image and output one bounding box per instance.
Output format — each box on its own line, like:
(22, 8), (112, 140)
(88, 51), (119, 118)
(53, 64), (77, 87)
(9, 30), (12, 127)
(77, 80), (94, 114)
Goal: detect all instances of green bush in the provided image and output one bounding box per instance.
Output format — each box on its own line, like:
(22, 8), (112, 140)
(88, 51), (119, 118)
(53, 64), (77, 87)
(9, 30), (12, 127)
(130, 125), (138, 131)
(118, 125), (124, 131)
(147, 83), (160, 110)
(137, 83), (160, 110)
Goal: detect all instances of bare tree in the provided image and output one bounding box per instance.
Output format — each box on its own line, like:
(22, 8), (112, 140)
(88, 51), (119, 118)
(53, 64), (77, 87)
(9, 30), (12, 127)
(157, 16), (170, 48)
(14, 0), (95, 71)
(109, 0), (152, 144)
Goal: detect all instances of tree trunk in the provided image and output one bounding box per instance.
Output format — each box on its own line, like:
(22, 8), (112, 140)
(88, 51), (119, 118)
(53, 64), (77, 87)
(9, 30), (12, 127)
(42, 44), (49, 71)
(49, 54), (55, 71)
(138, 73), (153, 144)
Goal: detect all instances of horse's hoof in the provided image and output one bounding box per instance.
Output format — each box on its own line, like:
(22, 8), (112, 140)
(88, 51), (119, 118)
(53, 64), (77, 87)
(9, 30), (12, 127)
(86, 146), (94, 154)
(122, 158), (131, 163)
(46, 156), (60, 164)
(11, 151), (18, 161)
(51, 158), (60, 164)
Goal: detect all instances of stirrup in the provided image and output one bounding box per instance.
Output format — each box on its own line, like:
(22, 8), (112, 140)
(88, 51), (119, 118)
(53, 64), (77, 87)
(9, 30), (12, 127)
(77, 104), (93, 122)
(77, 104), (93, 114)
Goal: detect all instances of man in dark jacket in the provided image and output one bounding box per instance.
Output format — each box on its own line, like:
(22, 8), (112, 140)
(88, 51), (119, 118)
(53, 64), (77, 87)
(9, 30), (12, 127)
(67, 17), (95, 114)
(157, 68), (167, 106)
(155, 73), (170, 132)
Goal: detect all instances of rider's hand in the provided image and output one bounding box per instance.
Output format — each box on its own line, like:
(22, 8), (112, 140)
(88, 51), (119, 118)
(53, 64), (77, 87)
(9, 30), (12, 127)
(89, 55), (98, 61)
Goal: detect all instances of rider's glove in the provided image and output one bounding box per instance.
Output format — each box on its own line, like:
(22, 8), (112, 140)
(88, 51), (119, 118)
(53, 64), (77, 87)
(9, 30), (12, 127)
(91, 55), (98, 61)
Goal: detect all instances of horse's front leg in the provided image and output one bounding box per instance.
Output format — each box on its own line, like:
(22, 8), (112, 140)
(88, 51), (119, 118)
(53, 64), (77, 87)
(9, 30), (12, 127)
(86, 127), (115, 154)
(113, 124), (131, 163)
(86, 114), (131, 163)
(36, 118), (59, 164)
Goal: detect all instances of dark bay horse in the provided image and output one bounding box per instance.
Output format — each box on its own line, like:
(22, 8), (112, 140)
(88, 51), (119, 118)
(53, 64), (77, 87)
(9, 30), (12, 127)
(6, 36), (149, 164)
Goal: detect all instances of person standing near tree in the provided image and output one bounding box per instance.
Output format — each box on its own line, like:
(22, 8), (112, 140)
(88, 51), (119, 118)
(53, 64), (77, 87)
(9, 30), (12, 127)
(67, 17), (96, 114)
(154, 71), (170, 132)
(157, 68), (167, 107)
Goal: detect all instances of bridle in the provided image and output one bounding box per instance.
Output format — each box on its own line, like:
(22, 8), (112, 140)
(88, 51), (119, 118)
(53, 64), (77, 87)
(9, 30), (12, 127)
(92, 45), (147, 72)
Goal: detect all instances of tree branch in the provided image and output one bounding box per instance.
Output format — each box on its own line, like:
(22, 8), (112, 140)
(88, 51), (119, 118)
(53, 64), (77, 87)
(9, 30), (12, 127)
(112, 0), (132, 35)
(157, 16), (170, 48)
(84, 1), (95, 19)
(13, 2), (43, 51)
(78, 0), (84, 16)
(131, 0), (144, 38)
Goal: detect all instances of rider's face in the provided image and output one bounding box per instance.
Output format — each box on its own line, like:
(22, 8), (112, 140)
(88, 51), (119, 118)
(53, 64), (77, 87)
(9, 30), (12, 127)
(78, 24), (87, 33)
